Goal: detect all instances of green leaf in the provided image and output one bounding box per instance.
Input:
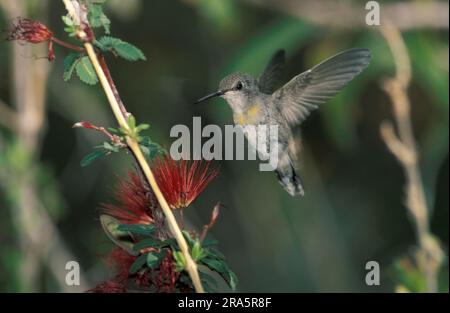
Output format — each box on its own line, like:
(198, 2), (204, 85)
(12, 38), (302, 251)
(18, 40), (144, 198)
(102, 141), (121, 153)
(113, 41), (146, 61)
(127, 115), (136, 129)
(160, 237), (177, 249)
(207, 247), (225, 260)
(202, 257), (238, 291)
(62, 16), (78, 37)
(61, 15), (73, 27)
(129, 253), (147, 274)
(99, 215), (137, 256)
(117, 224), (155, 237)
(228, 270), (238, 291)
(76, 57), (98, 85)
(133, 238), (159, 252)
(80, 149), (109, 167)
(173, 250), (186, 272)
(146, 252), (159, 268)
(88, 2), (111, 34)
(140, 136), (166, 160)
(191, 241), (202, 261)
(201, 257), (225, 273)
(200, 271), (218, 288)
(200, 271), (218, 293)
(182, 230), (196, 246)
(63, 53), (81, 82)
(97, 36), (146, 62)
(135, 124), (150, 133)
(108, 127), (120, 135)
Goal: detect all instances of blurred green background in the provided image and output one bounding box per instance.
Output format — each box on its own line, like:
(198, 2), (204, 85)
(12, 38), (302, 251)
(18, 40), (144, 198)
(0, 0), (448, 292)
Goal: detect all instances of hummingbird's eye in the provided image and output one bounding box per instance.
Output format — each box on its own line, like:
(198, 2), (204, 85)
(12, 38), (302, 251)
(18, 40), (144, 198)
(235, 82), (243, 91)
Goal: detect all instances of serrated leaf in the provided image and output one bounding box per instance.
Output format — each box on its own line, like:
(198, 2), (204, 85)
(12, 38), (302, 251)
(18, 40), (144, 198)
(117, 224), (155, 237)
(80, 149), (109, 167)
(63, 53), (81, 82)
(76, 57), (98, 85)
(114, 41), (146, 61)
(97, 36), (146, 62)
(129, 253), (147, 274)
(140, 136), (166, 160)
(88, 3), (111, 34)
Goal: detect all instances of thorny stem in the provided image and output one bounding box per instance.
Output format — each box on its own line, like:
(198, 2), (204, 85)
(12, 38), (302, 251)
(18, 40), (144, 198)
(62, 0), (204, 293)
(379, 21), (444, 293)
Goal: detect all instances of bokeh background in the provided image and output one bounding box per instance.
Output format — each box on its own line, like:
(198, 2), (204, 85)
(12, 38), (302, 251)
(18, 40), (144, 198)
(0, 0), (448, 292)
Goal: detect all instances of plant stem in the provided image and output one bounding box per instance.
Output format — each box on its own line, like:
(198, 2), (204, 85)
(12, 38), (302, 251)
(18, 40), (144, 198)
(379, 21), (443, 292)
(61, 0), (204, 293)
(97, 55), (129, 118)
(51, 37), (84, 52)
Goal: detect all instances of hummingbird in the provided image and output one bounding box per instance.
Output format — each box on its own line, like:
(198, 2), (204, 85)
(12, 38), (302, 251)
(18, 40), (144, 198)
(196, 48), (371, 196)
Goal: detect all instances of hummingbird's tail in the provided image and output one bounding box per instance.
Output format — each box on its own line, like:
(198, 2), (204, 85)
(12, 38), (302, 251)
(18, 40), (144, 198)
(275, 154), (304, 197)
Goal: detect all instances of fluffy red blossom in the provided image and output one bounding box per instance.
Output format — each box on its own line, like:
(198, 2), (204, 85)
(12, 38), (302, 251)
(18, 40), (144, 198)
(106, 248), (137, 283)
(101, 247), (181, 293)
(102, 172), (162, 227)
(152, 156), (219, 210)
(6, 18), (53, 44)
(154, 250), (180, 293)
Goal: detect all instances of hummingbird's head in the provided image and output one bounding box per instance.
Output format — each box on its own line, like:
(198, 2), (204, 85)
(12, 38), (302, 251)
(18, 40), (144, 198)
(196, 72), (258, 113)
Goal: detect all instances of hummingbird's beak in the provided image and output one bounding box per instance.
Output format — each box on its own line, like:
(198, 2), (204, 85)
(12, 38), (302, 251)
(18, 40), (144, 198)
(195, 90), (225, 104)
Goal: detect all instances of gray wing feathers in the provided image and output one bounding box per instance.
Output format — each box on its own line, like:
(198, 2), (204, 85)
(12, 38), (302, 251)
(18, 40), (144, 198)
(273, 48), (371, 126)
(258, 49), (286, 94)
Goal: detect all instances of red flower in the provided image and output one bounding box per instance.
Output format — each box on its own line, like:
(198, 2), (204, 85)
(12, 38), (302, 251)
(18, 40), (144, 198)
(6, 18), (55, 61)
(106, 248), (137, 283)
(6, 18), (53, 44)
(102, 172), (164, 229)
(152, 156), (219, 210)
(154, 250), (180, 293)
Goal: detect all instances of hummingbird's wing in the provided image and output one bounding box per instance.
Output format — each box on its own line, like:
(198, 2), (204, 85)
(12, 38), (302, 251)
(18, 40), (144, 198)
(273, 48), (371, 126)
(258, 49), (286, 94)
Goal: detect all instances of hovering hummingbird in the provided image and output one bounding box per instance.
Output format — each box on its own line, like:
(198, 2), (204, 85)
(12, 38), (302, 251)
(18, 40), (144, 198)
(196, 48), (371, 196)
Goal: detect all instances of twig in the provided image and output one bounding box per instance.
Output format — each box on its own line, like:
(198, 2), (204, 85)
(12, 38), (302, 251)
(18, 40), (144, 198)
(242, 0), (449, 30)
(51, 37), (84, 52)
(379, 21), (444, 293)
(61, 0), (204, 293)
